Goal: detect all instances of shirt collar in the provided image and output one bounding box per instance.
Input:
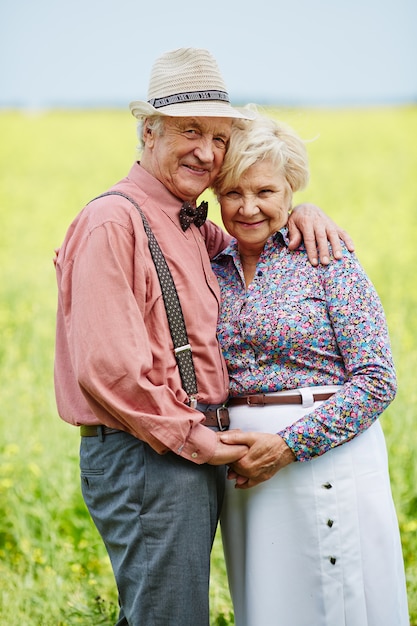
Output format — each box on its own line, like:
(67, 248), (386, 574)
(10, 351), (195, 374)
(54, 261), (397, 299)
(214, 228), (289, 261)
(126, 161), (184, 223)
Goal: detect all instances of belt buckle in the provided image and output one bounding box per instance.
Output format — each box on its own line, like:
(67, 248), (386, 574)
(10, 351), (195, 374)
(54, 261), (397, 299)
(247, 395), (265, 406)
(216, 406), (226, 431)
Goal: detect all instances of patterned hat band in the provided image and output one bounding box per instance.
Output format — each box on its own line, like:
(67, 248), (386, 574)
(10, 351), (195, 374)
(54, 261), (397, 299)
(148, 90), (230, 109)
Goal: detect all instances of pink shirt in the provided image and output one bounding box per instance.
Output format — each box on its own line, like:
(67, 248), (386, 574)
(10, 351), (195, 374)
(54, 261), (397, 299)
(54, 162), (230, 464)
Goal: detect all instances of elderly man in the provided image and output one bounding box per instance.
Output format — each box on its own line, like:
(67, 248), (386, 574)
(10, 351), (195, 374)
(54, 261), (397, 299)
(54, 48), (352, 626)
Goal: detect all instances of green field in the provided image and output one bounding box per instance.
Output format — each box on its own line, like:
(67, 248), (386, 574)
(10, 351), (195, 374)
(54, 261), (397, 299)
(1, 106), (416, 624)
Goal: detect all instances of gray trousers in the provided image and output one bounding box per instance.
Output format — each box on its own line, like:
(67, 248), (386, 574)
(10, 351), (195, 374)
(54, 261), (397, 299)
(80, 430), (225, 626)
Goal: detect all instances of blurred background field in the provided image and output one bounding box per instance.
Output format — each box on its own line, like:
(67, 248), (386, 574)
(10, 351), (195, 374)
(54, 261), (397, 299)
(0, 106), (416, 624)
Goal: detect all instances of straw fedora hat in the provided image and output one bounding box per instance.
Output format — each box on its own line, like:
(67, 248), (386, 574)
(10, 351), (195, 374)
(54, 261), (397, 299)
(129, 48), (254, 120)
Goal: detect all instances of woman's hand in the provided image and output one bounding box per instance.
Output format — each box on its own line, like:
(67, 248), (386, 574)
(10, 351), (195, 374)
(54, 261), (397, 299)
(219, 430), (296, 489)
(288, 203), (354, 266)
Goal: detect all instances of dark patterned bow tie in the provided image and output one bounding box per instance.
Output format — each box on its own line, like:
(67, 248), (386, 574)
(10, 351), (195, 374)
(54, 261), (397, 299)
(179, 201), (208, 231)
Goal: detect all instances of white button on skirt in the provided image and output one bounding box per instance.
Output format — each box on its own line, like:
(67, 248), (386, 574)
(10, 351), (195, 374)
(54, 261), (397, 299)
(221, 386), (409, 626)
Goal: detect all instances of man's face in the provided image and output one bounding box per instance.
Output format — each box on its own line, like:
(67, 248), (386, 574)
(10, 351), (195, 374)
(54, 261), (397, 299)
(141, 116), (232, 204)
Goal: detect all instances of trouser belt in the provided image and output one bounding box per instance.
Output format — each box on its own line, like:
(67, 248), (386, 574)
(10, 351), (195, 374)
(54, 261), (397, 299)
(80, 406), (230, 437)
(199, 406), (230, 429)
(227, 391), (335, 407)
(80, 425), (122, 437)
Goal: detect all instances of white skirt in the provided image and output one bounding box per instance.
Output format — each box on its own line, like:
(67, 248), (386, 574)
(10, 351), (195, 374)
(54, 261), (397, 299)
(221, 386), (409, 626)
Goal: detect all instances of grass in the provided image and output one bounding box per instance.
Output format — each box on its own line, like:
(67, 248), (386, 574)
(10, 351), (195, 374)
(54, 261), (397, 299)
(0, 105), (416, 624)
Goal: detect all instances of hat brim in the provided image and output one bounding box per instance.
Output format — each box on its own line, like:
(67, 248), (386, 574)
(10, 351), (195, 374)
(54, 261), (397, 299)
(129, 99), (255, 120)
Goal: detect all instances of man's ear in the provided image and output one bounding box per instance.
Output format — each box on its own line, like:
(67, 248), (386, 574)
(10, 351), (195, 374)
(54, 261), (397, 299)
(143, 121), (154, 147)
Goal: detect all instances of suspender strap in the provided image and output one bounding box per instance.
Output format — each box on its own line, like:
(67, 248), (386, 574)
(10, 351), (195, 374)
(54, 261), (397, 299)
(90, 191), (198, 401)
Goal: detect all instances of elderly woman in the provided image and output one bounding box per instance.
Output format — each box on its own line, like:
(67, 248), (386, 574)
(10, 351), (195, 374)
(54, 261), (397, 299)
(211, 112), (409, 626)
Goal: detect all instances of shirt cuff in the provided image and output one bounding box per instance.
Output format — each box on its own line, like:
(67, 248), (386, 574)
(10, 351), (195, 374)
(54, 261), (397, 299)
(175, 423), (218, 464)
(279, 423), (328, 462)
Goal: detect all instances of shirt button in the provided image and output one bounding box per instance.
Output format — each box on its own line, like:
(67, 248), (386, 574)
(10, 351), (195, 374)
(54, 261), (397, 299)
(322, 482), (332, 489)
(327, 519), (334, 527)
(330, 557), (337, 565)
(191, 452), (198, 459)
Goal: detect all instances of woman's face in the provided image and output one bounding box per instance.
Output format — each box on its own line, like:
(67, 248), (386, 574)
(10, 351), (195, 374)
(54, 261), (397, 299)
(219, 159), (291, 254)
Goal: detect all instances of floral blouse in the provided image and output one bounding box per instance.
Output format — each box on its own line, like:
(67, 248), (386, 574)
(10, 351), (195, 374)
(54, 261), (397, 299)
(212, 230), (397, 461)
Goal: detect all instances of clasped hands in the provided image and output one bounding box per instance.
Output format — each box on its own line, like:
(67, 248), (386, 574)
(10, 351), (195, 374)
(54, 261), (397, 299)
(211, 430), (296, 490)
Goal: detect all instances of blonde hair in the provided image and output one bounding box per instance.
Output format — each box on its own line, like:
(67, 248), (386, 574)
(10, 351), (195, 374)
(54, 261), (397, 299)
(213, 107), (310, 196)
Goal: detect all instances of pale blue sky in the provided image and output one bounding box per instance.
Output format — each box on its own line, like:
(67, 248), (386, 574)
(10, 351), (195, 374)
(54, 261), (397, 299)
(1, 0), (416, 108)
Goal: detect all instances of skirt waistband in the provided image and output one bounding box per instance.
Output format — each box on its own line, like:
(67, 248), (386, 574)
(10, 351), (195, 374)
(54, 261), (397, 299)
(228, 386), (342, 409)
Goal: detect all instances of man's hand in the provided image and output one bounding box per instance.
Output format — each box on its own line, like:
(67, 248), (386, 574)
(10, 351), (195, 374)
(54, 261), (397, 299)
(288, 203), (354, 266)
(207, 432), (248, 466)
(219, 430), (296, 489)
